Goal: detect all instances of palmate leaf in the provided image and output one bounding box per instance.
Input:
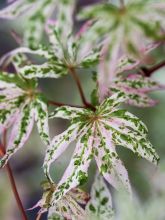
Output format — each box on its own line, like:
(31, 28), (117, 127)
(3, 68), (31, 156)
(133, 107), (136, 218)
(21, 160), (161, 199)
(43, 123), (80, 182)
(78, 0), (165, 56)
(44, 92), (159, 203)
(24, 0), (57, 49)
(110, 74), (165, 107)
(51, 125), (94, 202)
(98, 35), (161, 102)
(86, 173), (114, 220)
(94, 124), (131, 193)
(0, 46), (52, 70)
(45, 18), (100, 72)
(30, 181), (88, 220)
(10, 48), (67, 79)
(0, 0), (57, 48)
(0, 71), (50, 167)
(0, 1), (100, 79)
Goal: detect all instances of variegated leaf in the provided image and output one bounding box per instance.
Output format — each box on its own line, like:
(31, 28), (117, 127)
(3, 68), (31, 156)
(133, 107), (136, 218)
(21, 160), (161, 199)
(33, 96), (50, 145)
(24, 0), (56, 48)
(78, 0), (165, 55)
(0, 103), (34, 168)
(102, 120), (159, 164)
(49, 106), (90, 120)
(49, 195), (85, 220)
(19, 61), (67, 79)
(98, 92), (126, 114)
(110, 74), (165, 107)
(0, 0), (57, 48)
(30, 180), (87, 220)
(51, 126), (94, 203)
(86, 173), (114, 220)
(95, 124), (131, 193)
(109, 109), (148, 135)
(43, 123), (80, 182)
(0, 46), (51, 68)
(44, 93), (158, 202)
(0, 0), (33, 19)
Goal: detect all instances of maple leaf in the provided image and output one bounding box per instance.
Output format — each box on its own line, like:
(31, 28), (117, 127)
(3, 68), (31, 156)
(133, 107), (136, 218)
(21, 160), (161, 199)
(43, 92), (159, 203)
(29, 180), (89, 220)
(78, 0), (165, 56)
(109, 74), (165, 107)
(0, 0), (57, 48)
(0, 71), (50, 168)
(0, 1), (100, 79)
(86, 173), (114, 220)
(97, 40), (165, 103)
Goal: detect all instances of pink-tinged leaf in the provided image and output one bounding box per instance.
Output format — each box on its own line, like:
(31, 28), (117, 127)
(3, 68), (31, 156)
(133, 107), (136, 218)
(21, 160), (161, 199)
(56, 0), (75, 40)
(23, 0), (56, 48)
(0, 91), (24, 131)
(44, 93), (158, 199)
(95, 124), (131, 193)
(30, 181), (87, 220)
(45, 19), (59, 48)
(76, 20), (94, 39)
(109, 109), (148, 136)
(100, 125), (131, 194)
(0, 103), (34, 168)
(51, 125), (94, 203)
(97, 29), (161, 101)
(0, 46), (51, 68)
(98, 92), (126, 114)
(69, 188), (89, 205)
(45, 0), (75, 52)
(98, 35), (122, 101)
(0, 80), (16, 89)
(110, 74), (165, 107)
(86, 173), (114, 220)
(49, 196), (85, 220)
(0, 87), (24, 100)
(0, 104), (19, 130)
(0, 0), (33, 19)
(102, 119), (159, 165)
(43, 123), (80, 182)
(126, 93), (159, 107)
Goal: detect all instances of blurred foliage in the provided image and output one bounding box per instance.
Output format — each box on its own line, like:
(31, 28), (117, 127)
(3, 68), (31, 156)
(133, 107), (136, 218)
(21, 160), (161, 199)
(0, 0), (165, 219)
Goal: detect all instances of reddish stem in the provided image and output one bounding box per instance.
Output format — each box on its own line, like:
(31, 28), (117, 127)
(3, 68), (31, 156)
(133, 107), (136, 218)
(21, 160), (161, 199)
(68, 67), (95, 110)
(141, 60), (165, 77)
(69, 67), (87, 104)
(6, 164), (28, 220)
(0, 132), (28, 220)
(48, 100), (84, 108)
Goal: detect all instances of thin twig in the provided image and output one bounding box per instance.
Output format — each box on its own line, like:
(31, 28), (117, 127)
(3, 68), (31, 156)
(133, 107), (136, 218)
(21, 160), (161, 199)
(6, 164), (28, 220)
(48, 100), (84, 108)
(141, 60), (165, 77)
(68, 67), (87, 105)
(0, 132), (28, 220)
(68, 67), (95, 110)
